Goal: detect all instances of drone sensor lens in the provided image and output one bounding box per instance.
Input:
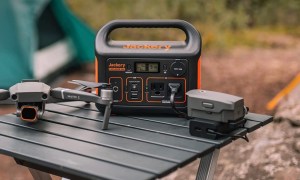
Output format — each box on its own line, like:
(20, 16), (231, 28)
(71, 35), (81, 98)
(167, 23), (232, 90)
(42, 93), (48, 100)
(11, 94), (17, 100)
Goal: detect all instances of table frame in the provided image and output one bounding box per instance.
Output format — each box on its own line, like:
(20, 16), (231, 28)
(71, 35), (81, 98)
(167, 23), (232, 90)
(17, 149), (221, 180)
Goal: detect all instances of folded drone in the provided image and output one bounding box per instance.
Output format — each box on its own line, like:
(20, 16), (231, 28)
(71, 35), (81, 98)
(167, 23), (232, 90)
(0, 80), (113, 129)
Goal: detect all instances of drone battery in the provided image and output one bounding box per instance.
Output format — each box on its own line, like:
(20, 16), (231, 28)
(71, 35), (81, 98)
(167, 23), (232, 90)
(186, 90), (245, 123)
(95, 20), (202, 114)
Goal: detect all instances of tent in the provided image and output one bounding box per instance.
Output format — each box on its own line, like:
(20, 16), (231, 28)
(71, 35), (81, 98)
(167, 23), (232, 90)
(0, 0), (95, 89)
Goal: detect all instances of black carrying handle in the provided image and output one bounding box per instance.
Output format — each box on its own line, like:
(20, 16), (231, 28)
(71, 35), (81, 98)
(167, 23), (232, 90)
(97, 19), (200, 47)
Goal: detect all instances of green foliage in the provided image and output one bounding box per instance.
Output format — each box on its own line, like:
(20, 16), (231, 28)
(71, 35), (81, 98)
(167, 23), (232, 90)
(66, 0), (300, 50)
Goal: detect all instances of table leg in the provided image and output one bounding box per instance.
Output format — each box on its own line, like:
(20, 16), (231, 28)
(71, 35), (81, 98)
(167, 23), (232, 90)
(28, 168), (52, 180)
(196, 149), (220, 180)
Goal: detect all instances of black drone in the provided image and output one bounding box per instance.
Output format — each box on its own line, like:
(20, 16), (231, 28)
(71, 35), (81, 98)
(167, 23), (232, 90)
(0, 80), (113, 129)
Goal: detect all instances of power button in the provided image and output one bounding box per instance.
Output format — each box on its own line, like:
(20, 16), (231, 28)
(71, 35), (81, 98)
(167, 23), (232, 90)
(170, 61), (186, 77)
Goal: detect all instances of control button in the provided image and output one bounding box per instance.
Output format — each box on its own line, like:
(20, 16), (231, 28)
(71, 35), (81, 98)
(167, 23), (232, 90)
(170, 61), (186, 76)
(163, 64), (167, 70)
(202, 102), (214, 109)
(109, 78), (122, 102)
(113, 86), (119, 92)
(127, 64), (131, 70)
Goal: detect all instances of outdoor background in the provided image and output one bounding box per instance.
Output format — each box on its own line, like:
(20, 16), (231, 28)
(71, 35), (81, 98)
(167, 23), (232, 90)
(1, 0), (300, 179)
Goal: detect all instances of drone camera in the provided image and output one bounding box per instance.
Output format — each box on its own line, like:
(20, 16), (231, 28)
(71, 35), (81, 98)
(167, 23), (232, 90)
(20, 106), (39, 122)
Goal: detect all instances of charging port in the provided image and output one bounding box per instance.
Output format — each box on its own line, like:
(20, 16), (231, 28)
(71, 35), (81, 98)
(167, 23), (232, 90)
(131, 93), (138, 99)
(150, 83), (165, 97)
(131, 83), (138, 91)
(127, 78), (142, 101)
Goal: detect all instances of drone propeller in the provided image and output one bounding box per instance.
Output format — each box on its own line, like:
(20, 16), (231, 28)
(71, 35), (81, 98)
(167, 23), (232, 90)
(0, 89), (10, 101)
(68, 80), (109, 89)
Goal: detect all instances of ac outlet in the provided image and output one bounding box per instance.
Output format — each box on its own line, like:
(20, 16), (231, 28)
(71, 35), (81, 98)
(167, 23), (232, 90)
(150, 83), (165, 96)
(147, 79), (185, 102)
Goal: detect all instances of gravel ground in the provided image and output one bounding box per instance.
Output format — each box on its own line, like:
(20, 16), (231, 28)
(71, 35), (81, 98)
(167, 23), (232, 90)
(164, 34), (300, 180)
(0, 35), (299, 179)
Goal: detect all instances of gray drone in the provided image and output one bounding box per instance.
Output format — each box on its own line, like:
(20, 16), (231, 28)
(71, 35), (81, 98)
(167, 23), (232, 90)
(0, 80), (113, 129)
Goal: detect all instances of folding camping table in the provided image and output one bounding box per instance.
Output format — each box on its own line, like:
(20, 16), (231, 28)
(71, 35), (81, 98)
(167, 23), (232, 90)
(0, 102), (272, 180)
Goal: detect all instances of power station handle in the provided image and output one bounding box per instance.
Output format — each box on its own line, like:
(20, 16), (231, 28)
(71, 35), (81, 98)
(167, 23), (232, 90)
(97, 19), (201, 46)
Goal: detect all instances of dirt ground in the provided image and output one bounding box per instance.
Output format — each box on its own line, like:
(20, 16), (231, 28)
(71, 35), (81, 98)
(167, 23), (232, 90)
(164, 34), (300, 180)
(0, 34), (300, 179)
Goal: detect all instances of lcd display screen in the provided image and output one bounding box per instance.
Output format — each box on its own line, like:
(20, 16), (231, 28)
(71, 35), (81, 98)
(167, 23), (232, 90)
(135, 62), (159, 73)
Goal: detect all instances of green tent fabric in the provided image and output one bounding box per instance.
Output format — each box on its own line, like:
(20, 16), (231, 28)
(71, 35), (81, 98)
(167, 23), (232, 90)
(0, 0), (95, 89)
(51, 0), (95, 62)
(0, 0), (48, 89)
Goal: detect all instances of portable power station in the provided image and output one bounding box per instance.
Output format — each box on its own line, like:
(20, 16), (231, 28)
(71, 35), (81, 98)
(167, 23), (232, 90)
(95, 20), (202, 114)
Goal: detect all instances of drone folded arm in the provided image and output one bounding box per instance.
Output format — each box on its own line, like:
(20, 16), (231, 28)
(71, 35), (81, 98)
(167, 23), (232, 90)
(0, 89), (10, 101)
(50, 88), (112, 104)
(50, 88), (113, 130)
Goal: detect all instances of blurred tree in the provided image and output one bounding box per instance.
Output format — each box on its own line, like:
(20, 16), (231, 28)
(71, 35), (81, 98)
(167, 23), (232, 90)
(66, 0), (300, 49)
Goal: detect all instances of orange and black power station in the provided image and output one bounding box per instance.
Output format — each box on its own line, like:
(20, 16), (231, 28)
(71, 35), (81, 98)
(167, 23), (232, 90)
(95, 20), (202, 114)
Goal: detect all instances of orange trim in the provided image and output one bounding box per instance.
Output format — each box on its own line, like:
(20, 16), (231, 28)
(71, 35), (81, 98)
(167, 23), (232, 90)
(109, 77), (123, 102)
(267, 72), (300, 110)
(126, 77), (143, 102)
(20, 106), (38, 122)
(145, 77), (186, 103)
(197, 57), (201, 89)
(95, 57), (99, 95)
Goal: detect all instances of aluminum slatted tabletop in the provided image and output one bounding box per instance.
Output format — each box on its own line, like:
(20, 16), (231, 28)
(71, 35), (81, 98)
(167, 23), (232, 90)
(0, 102), (272, 180)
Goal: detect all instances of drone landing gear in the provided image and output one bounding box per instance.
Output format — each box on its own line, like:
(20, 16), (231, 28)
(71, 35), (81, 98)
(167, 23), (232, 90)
(102, 104), (111, 130)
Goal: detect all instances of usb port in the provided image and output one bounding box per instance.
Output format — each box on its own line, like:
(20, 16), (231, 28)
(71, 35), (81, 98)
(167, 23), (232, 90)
(131, 83), (138, 91)
(131, 94), (138, 99)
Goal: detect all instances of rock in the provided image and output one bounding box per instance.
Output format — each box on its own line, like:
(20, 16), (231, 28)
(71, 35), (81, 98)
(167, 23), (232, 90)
(274, 167), (300, 180)
(274, 86), (300, 127)
(274, 107), (298, 124)
(293, 140), (300, 153)
(290, 118), (300, 127)
(295, 129), (300, 138)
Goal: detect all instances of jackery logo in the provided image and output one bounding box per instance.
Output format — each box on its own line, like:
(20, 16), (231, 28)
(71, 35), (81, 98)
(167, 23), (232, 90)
(108, 63), (126, 71)
(123, 44), (171, 51)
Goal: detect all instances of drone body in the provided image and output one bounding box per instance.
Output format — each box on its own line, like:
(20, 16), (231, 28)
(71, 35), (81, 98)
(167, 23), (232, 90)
(9, 80), (50, 122)
(0, 80), (113, 129)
